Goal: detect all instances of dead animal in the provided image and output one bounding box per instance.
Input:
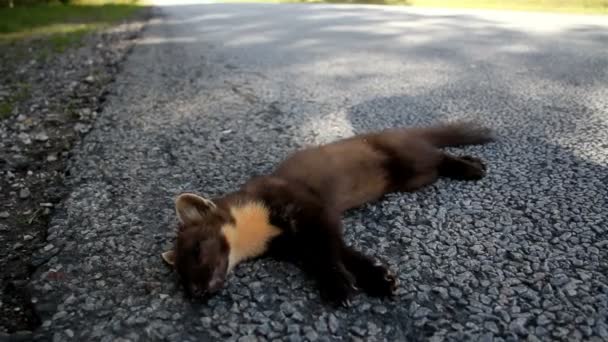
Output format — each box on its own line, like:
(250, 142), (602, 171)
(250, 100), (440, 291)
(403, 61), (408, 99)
(162, 121), (494, 306)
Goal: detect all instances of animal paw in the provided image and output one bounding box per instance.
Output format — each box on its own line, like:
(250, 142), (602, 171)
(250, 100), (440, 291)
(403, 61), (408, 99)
(460, 155), (486, 171)
(318, 267), (356, 307)
(359, 263), (398, 298)
(459, 155), (486, 179)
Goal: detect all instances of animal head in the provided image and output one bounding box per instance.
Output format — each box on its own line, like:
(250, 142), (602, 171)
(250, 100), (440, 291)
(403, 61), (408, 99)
(162, 193), (232, 299)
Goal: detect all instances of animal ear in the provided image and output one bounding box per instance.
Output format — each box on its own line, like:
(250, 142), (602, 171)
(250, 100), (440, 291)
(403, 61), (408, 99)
(161, 250), (176, 266)
(175, 193), (217, 225)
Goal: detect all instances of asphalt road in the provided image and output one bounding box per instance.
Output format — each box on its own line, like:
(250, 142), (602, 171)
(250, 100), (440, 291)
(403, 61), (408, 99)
(27, 3), (608, 341)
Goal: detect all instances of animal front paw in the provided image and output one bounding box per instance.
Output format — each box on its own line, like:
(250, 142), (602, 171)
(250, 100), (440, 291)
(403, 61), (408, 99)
(318, 265), (356, 307)
(459, 155), (487, 180)
(460, 155), (486, 171)
(359, 262), (398, 298)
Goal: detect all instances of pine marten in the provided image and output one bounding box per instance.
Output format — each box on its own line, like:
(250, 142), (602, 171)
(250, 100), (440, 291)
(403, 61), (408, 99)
(162, 121), (494, 306)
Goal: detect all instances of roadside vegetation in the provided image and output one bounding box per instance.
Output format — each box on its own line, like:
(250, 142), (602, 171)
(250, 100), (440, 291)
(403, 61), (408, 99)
(0, 0), (145, 114)
(0, 0), (143, 45)
(0, 1), (147, 334)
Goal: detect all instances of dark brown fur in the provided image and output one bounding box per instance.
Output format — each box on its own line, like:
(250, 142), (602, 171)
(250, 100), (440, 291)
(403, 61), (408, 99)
(165, 121), (494, 305)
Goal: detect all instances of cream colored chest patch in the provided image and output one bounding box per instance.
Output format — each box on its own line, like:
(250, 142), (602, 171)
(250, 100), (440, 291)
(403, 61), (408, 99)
(221, 201), (282, 272)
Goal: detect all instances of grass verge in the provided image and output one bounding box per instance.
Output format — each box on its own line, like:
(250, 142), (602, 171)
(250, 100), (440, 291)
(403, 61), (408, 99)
(0, 82), (30, 120)
(0, 1), (144, 52)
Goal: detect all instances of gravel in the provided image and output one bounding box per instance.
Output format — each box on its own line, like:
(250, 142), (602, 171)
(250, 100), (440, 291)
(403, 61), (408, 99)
(0, 5), (151, 335)
(26, 3), (608, 342)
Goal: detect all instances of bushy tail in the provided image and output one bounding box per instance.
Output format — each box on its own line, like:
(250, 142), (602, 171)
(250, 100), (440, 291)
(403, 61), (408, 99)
(419, 121), (495, 148)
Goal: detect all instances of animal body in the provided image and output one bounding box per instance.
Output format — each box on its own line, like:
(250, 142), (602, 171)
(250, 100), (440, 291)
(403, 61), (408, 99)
(162, 121), (494, 306)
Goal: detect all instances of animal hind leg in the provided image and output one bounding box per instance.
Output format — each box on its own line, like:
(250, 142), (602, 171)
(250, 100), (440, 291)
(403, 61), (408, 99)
(378, 140), (442, 193)
(438, 154), (487, 180)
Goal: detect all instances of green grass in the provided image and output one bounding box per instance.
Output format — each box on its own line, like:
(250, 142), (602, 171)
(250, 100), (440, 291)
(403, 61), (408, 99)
(0, 82), (30, 120)
(0, 1), (144, 48)
(0, 101), (13, 119)
(222, 0), (608, 14)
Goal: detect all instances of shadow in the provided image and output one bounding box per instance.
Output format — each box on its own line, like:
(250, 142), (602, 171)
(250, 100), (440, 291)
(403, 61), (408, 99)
(343, 91), (608, 338)
(24, 3), (608, 341)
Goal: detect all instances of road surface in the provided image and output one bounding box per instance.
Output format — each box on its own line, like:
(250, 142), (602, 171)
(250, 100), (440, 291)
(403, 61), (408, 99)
(28, 3), (608, 341)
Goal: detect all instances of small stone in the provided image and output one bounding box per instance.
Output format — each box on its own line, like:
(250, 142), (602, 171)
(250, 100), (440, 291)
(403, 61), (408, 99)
(315, 319), (328, 333)
(53, 310), (67, 320)
(350, 325), (366, 336)
(471, 244), (484, 254)
(64, 294), (77, 305)
(537, 314), (551, 325)
(373, 305), (387, 314)
(23, 234), (34, 241)
(13, 242), (23, 250)
(257, 323), (271, 336)
(597, 323), (608, 339)
(217, 325), (233, 336)
(287, 324), (300, 334)
(484, 321), (499, 333)
(328, 314), (339, 333)
(270, 321), (284, 332)
(449, 287), (463, 299)
(433, 286), (449, 299)
(414, 307), (432, 319)
(19, 188), (31, 199)
(74, 123), (91, 134)
(280, 302), (296, 316)
(0, 211), (9, 219)
(553, 327), (569, 338)
(367, 322), (380, 335)
(65, 329), (74, 338)
(510, 317), (528, 335)
(479, 333), (494, 342)
(287, 334), (302, 342)
(305, 330), (318, 341)
(18, 133), (31, 145)
(79, 108), (92, 117)
(33, 131), (49, 142)
(84, 75), (95, 84)
(292, 311), (304, 322)
(551, 274), (569, 286)
(200, 317), (212, 327)
(47, 153), (58, 162)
